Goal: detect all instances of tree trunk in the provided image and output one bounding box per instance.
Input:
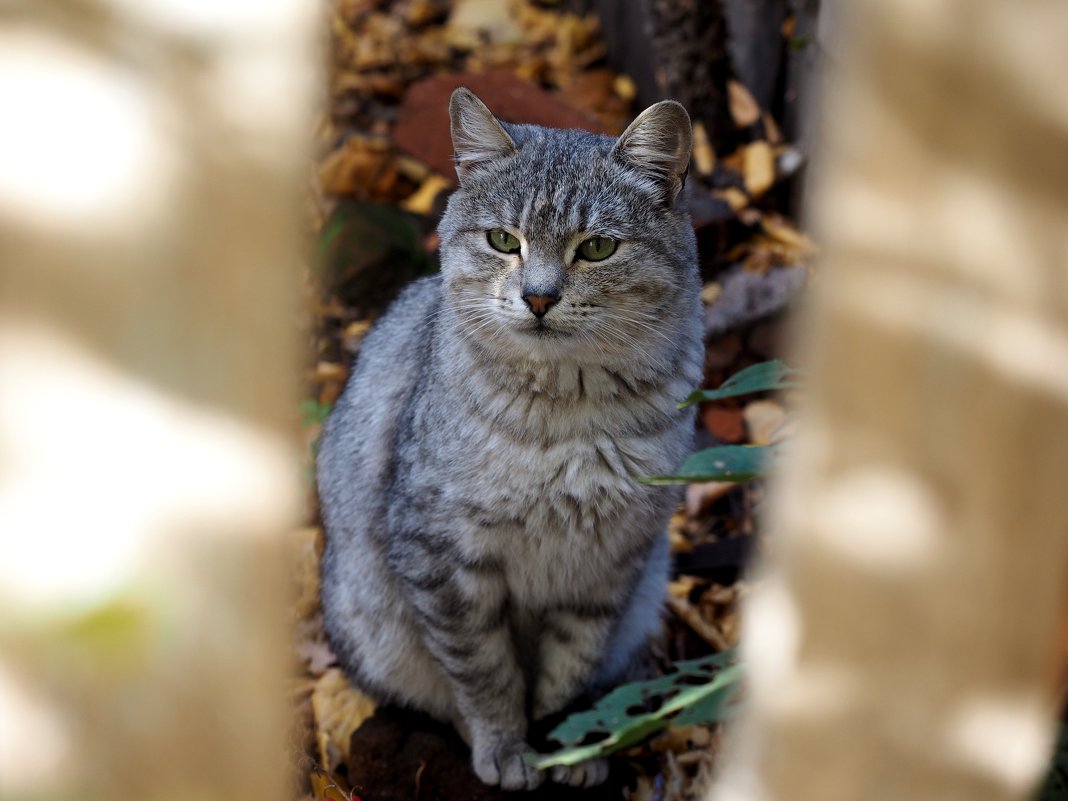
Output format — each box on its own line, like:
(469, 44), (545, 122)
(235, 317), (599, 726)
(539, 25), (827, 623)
(709, 1), (1068, 800)
(0, 3), (316, 800)
(594, 0), (740, 156)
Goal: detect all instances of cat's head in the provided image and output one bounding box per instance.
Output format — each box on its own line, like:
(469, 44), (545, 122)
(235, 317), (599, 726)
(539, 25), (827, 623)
(437, 88), (699, 363)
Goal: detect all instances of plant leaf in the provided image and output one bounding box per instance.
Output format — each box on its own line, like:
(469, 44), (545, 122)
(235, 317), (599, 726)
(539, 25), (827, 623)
(527, 650), (743, 769)
(679, 359), (802, 408)
(300, 399), (333, 428)
(317, 200), (438, 311)
(640, 445), (776, 485)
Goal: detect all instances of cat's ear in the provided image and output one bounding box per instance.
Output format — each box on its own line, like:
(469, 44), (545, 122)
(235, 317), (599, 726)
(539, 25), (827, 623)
(611, 100), (692, 203)
(449, 88), (517, 185)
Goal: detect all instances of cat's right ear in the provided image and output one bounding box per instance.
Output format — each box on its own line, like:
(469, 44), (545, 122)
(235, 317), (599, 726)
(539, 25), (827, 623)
(449, 88), (517, 186)
(611, 100), (692, 205)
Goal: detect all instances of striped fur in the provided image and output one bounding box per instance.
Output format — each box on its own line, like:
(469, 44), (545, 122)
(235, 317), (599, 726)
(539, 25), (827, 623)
(318, 89), (702, 790)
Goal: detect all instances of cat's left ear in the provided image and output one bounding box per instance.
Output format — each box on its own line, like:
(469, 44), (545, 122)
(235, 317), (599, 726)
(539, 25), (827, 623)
(449, 87), (517, 186)
(611, 100), (692, 204)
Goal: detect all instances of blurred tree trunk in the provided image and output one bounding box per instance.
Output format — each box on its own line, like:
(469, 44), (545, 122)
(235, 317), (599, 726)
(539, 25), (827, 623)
(709, 1), (1068, 800)
(0, 3), (316, 800)
(594, 0), (739, 155)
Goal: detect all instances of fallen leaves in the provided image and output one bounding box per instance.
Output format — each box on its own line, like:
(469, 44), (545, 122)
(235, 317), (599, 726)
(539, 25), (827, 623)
(399, 174), (450, 215)
(318, 136), (395, 198)
(742, 140), (776, 196)
(312, 669), (377, 774)
(691, 122), (716, 176)
(743, 399), (787, 446)
(727, 79), (761, 127)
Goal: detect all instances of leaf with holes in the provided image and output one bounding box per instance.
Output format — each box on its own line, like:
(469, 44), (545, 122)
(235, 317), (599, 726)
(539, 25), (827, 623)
(639, 445), (777, 485)
(527, 649), (743, 769)
(678, 359), (803, 408)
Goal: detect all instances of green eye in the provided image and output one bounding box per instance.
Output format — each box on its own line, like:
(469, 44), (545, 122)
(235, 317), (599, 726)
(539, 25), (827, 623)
(577, 236), (618, 262)
(487, 229), (521, 254)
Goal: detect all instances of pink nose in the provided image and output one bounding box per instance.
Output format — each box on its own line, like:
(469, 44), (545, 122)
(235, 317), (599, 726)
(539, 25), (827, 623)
(523, 294), (558, 317)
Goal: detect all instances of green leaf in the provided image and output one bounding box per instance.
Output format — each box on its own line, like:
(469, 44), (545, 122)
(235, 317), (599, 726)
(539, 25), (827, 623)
(528, 649), (743, 769)
(679, 359), (802, 408)
(317, 199), (438, 310)
(300, 399), (332, 428)
(640, 445), (776, 485)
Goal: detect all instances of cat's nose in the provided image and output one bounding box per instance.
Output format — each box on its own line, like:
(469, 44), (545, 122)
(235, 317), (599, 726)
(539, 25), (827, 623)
(522, 291), (559, 317)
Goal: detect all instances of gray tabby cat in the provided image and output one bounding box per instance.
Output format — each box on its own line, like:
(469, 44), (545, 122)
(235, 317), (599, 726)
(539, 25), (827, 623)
(317, 88), (703, 790)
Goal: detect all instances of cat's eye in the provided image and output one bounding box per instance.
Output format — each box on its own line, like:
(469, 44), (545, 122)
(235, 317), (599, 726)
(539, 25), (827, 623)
(487, 229), (521, 254)
(577, 236), (617, 262)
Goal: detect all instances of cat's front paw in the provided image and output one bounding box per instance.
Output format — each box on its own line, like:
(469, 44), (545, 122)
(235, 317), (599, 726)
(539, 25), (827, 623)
(471, 734), (545, 791)
(551, 758), (611, 788)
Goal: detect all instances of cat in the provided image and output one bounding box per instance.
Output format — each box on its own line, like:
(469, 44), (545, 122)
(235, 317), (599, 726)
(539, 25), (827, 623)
(317, 87), (703, 790)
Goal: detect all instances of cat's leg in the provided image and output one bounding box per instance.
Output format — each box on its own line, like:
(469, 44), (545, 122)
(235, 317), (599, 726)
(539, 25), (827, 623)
(532, 603), (618, 720)
(531, 604), (618, 787)
(397, 543), (543, 790)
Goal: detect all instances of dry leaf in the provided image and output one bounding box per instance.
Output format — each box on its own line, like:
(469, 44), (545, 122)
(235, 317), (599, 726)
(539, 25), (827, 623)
(705, 584), (737, 605)
(651, 725), (708, 754)
(667, 594), (730, 651)
(685, 481), (735, 518)
(744, 399), (787, 446)
(727, 79), (761, 127)
(449, 0), (523, 45)
(319, 137), (392, 196)
(309, 766), (356, 801)
(781, 14), (797, 39)
(742, 141), (775, 196)
(763, 111), (783, 144)
(296, 635), (338, 676)
(668, 509), (693, 554)
(762, 214), (817, 256)
(668, 575), (700, 599)
(291, 527), (323, 620)
(314, 362), (348, 383)
(613, 73), (637, 101)
(394, 155), (430, 182)
(700, 281), (722, 306)
(631, 776), (656, 801)
(400, 174), (450, 215)
(714, 186), (749, 213)
(342, 319), (373, 353)
(691, 121), (715, 176)
(312, 668), (376, 773)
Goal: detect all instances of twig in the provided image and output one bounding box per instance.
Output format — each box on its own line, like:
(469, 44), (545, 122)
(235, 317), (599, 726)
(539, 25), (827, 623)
(666, 595), (730, 651)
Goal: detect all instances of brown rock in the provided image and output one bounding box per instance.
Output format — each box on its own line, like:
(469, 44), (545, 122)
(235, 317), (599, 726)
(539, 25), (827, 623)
(701, 406), (746, 443)
(393, 72), (606, 182)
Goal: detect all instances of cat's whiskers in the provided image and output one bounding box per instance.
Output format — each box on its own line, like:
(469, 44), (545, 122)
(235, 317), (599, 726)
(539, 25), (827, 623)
(586, 315), (674, 376)
(427, 298), (499, 320)
(454, 313), (507, 347)
(595, 309), (676, 348)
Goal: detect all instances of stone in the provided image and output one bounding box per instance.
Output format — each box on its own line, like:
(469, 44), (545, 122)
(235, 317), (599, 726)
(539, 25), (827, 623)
(393, 72), (605, 182)
(701, 405), (746, 443)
